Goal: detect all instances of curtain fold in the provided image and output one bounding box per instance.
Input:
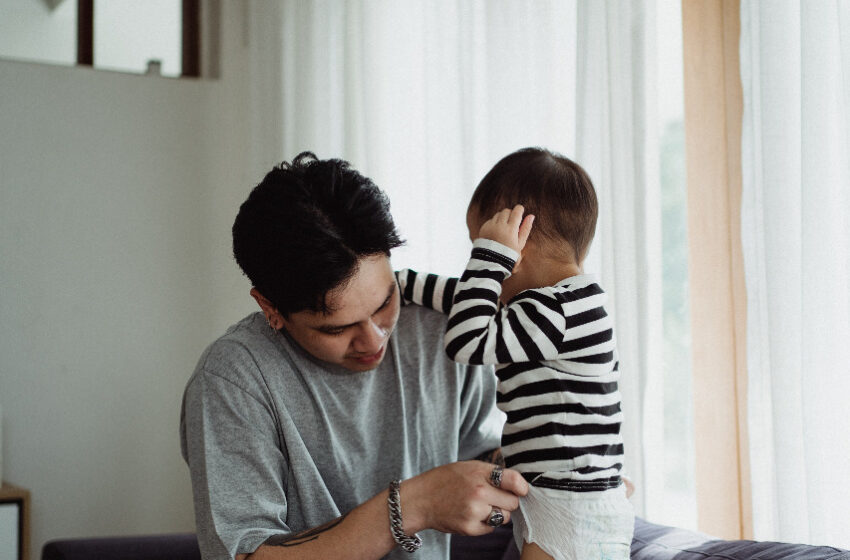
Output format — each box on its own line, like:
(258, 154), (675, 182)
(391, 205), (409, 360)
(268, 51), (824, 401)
(246, 0), (662, 519)
(740, 0), (850, 547)
(575, 1), (661, 518)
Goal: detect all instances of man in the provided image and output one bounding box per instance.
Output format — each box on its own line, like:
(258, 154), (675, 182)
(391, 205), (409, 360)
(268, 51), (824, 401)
(180, 152), (528, 560)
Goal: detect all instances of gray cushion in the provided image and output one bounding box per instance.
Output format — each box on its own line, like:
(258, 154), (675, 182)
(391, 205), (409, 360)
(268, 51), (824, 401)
(631, 517), (850, 560)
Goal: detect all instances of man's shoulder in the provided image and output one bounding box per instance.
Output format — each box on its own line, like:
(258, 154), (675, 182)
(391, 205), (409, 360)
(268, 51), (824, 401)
(397, 301), (449, 334)
(391, 304), (455, 368)
(202, 311), (266, 356)
(392, 305), (497, 387)
(189, 312), (274, 387)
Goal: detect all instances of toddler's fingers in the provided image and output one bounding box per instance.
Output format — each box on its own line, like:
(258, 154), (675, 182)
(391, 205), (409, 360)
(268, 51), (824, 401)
(496, 208), (513, 224)
(508, 205), (525, 228)
(518, 215), (535, 248)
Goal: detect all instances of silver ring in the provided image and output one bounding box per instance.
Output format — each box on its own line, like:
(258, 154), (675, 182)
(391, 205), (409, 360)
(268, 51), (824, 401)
(486, 507), (504, 527)
(489, 465), (503, 488)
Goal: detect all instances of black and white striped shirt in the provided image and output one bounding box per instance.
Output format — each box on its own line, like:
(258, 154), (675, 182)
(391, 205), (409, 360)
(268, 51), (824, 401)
(397, 239), (624, 492)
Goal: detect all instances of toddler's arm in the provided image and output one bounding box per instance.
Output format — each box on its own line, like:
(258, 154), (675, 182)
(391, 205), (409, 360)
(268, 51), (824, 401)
(444, 239), (567, 365)
(395, 269), (458, 314)
(394, 205), (532, 314)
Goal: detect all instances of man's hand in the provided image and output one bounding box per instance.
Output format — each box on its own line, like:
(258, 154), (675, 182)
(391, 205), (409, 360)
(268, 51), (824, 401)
(402, 460), (529, 536)
(477, 205), (535, 254)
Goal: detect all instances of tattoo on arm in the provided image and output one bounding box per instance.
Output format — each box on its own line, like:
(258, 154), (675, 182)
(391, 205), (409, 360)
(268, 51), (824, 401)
(264, 514), (347, 547)
(475, 448), (505, 467)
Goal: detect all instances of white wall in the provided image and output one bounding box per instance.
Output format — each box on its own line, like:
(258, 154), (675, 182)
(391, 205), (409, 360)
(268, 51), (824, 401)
(0, 4), (264, 552)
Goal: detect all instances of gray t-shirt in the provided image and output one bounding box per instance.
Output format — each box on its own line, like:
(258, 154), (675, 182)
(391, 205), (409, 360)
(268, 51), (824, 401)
(180, 305), (502, 560)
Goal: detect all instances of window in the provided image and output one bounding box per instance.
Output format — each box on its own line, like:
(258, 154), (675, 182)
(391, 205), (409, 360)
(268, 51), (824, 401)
(0, 0), (199, 77)
(93, 0), (182, 76)
(0, 0), (77, 66)
(656, 0), (697, 530)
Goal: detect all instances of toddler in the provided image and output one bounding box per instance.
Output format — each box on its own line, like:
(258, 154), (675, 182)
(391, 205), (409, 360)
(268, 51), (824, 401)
(398, 147), (633, 560)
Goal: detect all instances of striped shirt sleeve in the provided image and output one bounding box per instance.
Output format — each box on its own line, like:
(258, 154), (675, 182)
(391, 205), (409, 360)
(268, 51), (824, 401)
(394, 269), (458, 314)
(445, 239), (568, 365)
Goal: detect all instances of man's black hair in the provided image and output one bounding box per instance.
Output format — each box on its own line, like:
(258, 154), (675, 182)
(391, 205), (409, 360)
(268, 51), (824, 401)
(232, 152), (404, 316)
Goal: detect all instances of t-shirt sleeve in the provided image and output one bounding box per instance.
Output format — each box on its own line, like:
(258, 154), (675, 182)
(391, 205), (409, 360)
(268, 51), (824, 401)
(181, 367), (292, 560)
(455, 362), (504, 461)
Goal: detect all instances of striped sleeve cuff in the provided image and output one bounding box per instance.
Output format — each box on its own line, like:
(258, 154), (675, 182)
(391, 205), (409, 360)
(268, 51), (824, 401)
(470, 238), (519, 271)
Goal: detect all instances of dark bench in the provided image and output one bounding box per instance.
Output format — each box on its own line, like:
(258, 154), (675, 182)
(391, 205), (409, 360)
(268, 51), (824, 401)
(42, 517), (850, 560)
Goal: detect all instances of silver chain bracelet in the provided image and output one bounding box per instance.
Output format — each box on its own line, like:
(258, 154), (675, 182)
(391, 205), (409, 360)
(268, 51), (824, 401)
(388, 480), (422, 553)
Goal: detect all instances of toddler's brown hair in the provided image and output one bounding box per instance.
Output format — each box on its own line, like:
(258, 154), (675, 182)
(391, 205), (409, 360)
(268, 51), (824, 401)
(469, 147), (598, 262)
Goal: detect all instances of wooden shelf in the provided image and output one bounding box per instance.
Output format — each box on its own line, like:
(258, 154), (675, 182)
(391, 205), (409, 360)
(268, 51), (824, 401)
(0, 483), (30, 560)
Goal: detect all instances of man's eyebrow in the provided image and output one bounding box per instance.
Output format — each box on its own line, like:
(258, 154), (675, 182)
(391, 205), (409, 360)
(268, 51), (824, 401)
(315, 282), (395, 331)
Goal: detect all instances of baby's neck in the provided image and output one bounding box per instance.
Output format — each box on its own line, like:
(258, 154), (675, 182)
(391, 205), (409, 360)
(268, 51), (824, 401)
(502, 241), (586, 301)
(522, 256), (584, 290)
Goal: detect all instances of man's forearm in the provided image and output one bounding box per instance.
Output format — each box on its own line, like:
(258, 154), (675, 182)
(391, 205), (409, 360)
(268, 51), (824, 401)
(240, 488), (400, 560)
(237, 460), (529, 560)
(263, 515), (349, 548)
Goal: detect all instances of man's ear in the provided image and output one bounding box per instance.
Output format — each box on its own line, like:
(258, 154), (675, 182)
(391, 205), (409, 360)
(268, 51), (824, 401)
(250, 288), (283, 329)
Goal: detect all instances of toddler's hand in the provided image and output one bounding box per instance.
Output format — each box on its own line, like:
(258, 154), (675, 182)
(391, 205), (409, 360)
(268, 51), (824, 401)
(477, 205), (535, 254)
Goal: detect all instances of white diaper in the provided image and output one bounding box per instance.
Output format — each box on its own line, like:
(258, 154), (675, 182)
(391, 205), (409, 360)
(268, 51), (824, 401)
(512, 483), (634, 560)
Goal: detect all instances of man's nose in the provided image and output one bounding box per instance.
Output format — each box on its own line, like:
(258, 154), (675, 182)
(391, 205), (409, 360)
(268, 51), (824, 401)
(352, 319), (386, 353)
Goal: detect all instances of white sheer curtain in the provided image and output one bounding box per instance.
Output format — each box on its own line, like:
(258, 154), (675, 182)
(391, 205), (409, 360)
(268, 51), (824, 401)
(246, 0), (662, 517)
(740, 1), (850, 547)
(272, 0), (578, 276)
(574, 2), (662, 520)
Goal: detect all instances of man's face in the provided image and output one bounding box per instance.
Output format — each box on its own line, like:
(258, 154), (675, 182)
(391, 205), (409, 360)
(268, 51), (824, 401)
(280, 254), (401, 372)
